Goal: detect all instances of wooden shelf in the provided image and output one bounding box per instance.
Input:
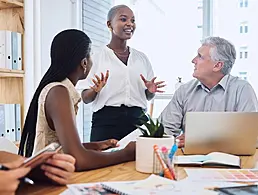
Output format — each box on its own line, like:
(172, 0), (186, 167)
(0, 68), (24, 77)
(0, 0), (23, 9)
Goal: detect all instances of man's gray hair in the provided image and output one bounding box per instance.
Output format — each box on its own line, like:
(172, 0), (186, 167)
(201, 37), (236, 75)
(107, 4), (130, 21)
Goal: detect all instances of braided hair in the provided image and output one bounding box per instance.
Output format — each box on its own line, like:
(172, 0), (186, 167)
(18, 29), (91, 157)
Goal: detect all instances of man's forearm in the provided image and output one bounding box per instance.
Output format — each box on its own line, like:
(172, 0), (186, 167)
(81, 89), (97, 104)
(145, 89), (155, 101)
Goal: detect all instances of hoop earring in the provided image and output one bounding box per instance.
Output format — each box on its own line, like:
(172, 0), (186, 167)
(84, 67), (87, 74)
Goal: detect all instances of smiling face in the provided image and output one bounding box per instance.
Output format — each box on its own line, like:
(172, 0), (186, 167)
(107, 7), (136, 40)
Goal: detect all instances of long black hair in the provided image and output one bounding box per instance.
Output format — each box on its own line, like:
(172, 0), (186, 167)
(18, 29), (91, 157)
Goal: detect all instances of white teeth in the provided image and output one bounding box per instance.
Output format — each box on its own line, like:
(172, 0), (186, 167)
(124, 29), (132, 32)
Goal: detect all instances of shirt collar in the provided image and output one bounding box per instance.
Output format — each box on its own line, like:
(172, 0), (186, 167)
(61, 78), (81, 105)
(196, 74), (230, 91)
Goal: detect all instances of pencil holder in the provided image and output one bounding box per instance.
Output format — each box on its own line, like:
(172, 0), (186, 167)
(152, 145), (177, 180)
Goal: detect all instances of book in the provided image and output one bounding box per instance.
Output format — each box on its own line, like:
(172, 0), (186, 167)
(175, 152), (240, 167)
(101, 174), (217, 195)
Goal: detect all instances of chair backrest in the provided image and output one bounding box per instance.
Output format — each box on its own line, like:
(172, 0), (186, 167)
(0, 137), (18, 154)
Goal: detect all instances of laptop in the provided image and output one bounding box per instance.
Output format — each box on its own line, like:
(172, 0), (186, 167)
(183, 112), (258, 155)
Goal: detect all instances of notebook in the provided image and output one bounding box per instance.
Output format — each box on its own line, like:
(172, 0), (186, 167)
(175, 152), (240, 168)
(101, 174), (217, 195)
(67, 182), (126, 195)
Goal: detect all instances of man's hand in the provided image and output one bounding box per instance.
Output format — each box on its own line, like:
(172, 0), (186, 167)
(97, 139), (119, 151)
(176, 133), (185, 148)
(91, 70), (109, 93)
(41, 154), (75, 185)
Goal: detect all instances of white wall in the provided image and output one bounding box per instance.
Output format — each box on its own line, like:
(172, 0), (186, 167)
(24, 0), (82, 117)
(40, 0), (81, 76)
(117, 0), (201, 94)
(213, 0), (258, 94)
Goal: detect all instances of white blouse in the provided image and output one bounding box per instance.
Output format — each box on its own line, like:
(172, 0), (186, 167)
(77, 46), (154, 112)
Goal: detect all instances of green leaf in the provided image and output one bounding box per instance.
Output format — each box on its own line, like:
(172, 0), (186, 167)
(136, 125), (149, 136)
(136, 113), (165, 138)
(149, 116), (155, 128)
(153, 124), (164, 138)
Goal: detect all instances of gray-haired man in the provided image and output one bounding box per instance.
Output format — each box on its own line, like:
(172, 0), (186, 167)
(159, 37), (258, 147)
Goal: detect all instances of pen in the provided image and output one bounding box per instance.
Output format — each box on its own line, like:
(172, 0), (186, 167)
(169, 139), (179, 160)
(0, 164), (34, 185)
(153, 145), (175, 180)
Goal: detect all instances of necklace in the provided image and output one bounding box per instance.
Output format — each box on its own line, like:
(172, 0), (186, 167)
(107, 44), (128, 54)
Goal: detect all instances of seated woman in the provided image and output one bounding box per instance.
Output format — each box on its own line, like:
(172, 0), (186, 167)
(0, 152), (75, 194)
(18, 29), (135, 171)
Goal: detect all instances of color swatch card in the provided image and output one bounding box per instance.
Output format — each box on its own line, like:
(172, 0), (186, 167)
(185, 168), (258, 182)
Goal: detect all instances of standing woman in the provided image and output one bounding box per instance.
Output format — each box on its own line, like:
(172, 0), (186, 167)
(81, 5), (165, 141)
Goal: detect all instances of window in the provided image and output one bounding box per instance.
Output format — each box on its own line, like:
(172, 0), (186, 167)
(239, 47), (248, 59)
(245, 25), (248, 33)
(240, 0), (248, 7)
(240, 22), (248, 33)
(198, 0), (203, 9)
(244, 0), (248, 7)
(245, 51), (248, 58)
(240, 0), (243, 7)
(239, 72), (248, 80)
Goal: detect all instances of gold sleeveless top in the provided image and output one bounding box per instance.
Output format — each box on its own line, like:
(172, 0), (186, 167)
(33, 78), (81, 154)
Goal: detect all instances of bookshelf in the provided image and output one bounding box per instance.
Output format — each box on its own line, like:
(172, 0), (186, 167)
(0, 0), (24, 132)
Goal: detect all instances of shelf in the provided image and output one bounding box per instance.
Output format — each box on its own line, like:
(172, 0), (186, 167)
(0, 68), (24, 77)
(0, 0), (23, 9)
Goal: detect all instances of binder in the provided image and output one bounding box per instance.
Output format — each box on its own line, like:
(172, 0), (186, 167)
(9, 104), (16, 141)
(11, 32), (18, 70)
(0, 104), (5, 137)
(5, 31), (12, 69)
(0, 31), (6, 68)
(4, 104), (11, 141)
(15, 104), (21, 141)
(17, 33), (22, 70)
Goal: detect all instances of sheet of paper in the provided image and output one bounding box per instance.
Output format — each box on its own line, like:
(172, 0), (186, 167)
(103, 129), (142, 152)
(59, 189), (73, 195)
(101, 174), (218, 195)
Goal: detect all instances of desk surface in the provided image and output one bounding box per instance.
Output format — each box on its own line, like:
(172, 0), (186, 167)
(0, 150), (257, 195)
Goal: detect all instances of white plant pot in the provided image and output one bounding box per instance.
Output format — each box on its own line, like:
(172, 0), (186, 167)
(136, 135), (174, 173)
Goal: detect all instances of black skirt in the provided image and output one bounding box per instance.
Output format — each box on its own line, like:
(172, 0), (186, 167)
(90, 105), (148, 141)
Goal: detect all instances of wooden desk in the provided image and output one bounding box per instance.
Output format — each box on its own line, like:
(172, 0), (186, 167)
(0, 150), (257, 195)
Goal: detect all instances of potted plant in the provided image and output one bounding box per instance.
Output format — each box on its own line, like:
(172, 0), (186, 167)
(136, 115), (174, 173)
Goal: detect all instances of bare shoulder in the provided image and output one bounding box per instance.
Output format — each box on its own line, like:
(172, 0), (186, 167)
(46, 85), (70, 102)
